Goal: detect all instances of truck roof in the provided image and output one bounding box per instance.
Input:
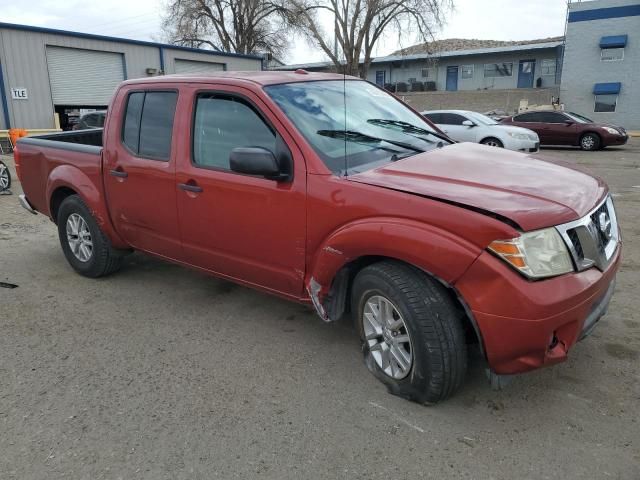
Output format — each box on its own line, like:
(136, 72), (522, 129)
(121, 70), (357, 87)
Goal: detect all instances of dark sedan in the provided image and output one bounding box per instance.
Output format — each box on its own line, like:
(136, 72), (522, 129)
(501, 110), (628, 151)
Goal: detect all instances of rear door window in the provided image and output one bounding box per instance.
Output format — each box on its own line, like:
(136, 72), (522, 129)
(122, 91), (178, 161)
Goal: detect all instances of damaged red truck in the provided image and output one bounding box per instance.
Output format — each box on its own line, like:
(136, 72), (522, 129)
(15, 72), (621, 403)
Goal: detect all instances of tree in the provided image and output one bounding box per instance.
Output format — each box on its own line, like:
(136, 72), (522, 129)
(289, 0), (453, 78)
(162, 0), (291, 57)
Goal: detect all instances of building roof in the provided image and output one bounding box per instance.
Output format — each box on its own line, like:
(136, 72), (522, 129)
(0, 22), (263, 61)
(392, 37), (565, 56)
(277, 38), (565, 70)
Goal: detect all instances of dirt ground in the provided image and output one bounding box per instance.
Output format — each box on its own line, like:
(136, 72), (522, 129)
(1, 141), (639, 479)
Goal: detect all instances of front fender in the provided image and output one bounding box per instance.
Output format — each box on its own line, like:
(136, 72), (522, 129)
(47, 165), (127, 248)
(306, 217), (482, 311)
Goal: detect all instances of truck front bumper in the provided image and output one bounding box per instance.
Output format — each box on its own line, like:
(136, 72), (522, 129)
(455, 246), (621, 375)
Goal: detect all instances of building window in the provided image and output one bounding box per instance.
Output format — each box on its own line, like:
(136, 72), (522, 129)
(484, 62), (513, 78)
(461, 65), (474, 79)
(601, 48), (624, 61)
(421, 68), (429, 78)
(594, 94), (617, 112)
(408, 77), (417, 84)
(541, 59), (556, 76)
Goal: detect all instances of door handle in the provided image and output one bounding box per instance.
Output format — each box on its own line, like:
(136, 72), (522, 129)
(178, 182), (203, 193)
(109, 168), (128, 178)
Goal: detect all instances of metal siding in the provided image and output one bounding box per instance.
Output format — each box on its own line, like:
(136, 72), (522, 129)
(46, 46), (124, 105)
(0, 26), (261, 129)
(174, 59), (225, 74)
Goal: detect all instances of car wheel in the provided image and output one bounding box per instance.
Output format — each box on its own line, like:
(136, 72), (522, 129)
(580, 133), (601, 151)
(57, 195), (124, 278)
(481, 137), (504, 148)
(0, 161), (11, 191)
(351, 260), (467, 404)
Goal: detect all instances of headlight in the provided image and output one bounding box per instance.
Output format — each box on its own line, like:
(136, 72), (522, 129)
(507, 132), (531, 140)
(528, 133), (539, 141)
(603, 127), (619, 135)
(488, 228), (574, 279)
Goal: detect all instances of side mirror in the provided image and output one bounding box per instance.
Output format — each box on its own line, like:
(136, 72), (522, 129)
(230, 147), (282, 180)
(462, 120), (476, 127)
(564, 120), (575, 126)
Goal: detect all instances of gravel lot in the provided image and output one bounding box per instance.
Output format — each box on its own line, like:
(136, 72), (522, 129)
(1, 141), (639, 479)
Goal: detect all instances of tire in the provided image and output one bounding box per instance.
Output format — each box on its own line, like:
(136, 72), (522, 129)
(351, 261), (467, 404)
(480, 137), (504, 148)
(580, 133), (601, 151)
(57, 195), (124, 278)
(0, 161), (10, 191)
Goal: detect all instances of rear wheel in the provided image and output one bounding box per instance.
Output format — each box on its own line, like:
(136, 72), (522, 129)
(0, 161), (10, 191)
(57, 195), (124, 278)
(481, 137), (504, 148)
(580, 133), (601, 151)
(352, 261), (467, 404)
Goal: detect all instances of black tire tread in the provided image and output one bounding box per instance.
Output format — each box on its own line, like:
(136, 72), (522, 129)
(57, 195), (124, 278)
(353, 261), (467, 404)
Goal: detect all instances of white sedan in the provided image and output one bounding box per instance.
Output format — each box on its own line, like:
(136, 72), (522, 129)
(422, 109), (540, 153)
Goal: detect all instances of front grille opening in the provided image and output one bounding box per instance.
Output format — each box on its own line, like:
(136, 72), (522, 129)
(567, 229), (584, 260)
(590, 203), (611, 247)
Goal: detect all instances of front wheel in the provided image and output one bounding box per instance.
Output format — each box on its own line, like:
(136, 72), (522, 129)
(580, 133), (601, 151)
(352, 261), (467, 404)
(57, 195), (124, 278)
(480, 137), (504, 148)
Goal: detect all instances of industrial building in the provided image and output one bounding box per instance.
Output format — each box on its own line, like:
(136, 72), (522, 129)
(0, 23), (263, 131)
(561, 0), (639, 129)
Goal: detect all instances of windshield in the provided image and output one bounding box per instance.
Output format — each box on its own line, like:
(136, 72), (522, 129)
(566, 112), (593, 124)
(264, 80), (450, 175)
(465, 111), (499, 126)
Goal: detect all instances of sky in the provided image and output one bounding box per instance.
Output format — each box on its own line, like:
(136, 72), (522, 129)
(2, 0), (570, 63)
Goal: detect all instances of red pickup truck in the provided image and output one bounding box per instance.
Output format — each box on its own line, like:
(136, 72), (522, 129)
(15, 71), (621, 404)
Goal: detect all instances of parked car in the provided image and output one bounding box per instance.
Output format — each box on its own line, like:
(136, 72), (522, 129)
(422, 110), (539, 153)
(15, 72), (620, 404)
(72, 111), (106, 130)
(500, 110), (628, 150)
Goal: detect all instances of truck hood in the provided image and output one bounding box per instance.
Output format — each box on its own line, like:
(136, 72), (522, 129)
(349, 142), (607, 231)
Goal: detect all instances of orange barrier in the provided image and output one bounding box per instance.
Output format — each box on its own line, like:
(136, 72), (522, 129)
(8, 128), (28, 146)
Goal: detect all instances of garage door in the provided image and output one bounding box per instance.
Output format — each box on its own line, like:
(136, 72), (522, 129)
(46, 46), (124, 105)
(175, 59), (225, 75)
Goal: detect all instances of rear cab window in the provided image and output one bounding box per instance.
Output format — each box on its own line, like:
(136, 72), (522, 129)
(122, 91), (178, 160)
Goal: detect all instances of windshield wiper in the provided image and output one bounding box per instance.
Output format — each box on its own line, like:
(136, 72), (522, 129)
(366, 119), (452, 143)
(317, 129), (425, 153)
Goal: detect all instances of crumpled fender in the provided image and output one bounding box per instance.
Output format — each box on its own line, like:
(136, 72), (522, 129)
(46, 164), (128, 249)
(305, 216), (482, 319)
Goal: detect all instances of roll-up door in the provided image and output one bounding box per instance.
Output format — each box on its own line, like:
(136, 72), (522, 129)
(175, 59), (225, 74)
(46, 46), (124, 105)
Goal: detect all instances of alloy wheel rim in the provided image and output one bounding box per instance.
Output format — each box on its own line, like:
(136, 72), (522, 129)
(0, 164), (8, 189)
(66, 213), (93, 262)
(582, 136), (594, 149)
(362, 295), (413, 380)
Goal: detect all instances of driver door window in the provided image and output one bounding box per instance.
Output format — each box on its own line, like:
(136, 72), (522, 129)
(439, 113), (473, 142)
(193, 95), (276, 170)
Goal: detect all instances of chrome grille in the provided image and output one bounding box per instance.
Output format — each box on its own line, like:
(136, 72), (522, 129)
(556, 196), (619, 272)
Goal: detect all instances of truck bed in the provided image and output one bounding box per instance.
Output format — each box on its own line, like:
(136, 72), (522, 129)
(16, 129), (105, 219)
(18, 129), (103, 154)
